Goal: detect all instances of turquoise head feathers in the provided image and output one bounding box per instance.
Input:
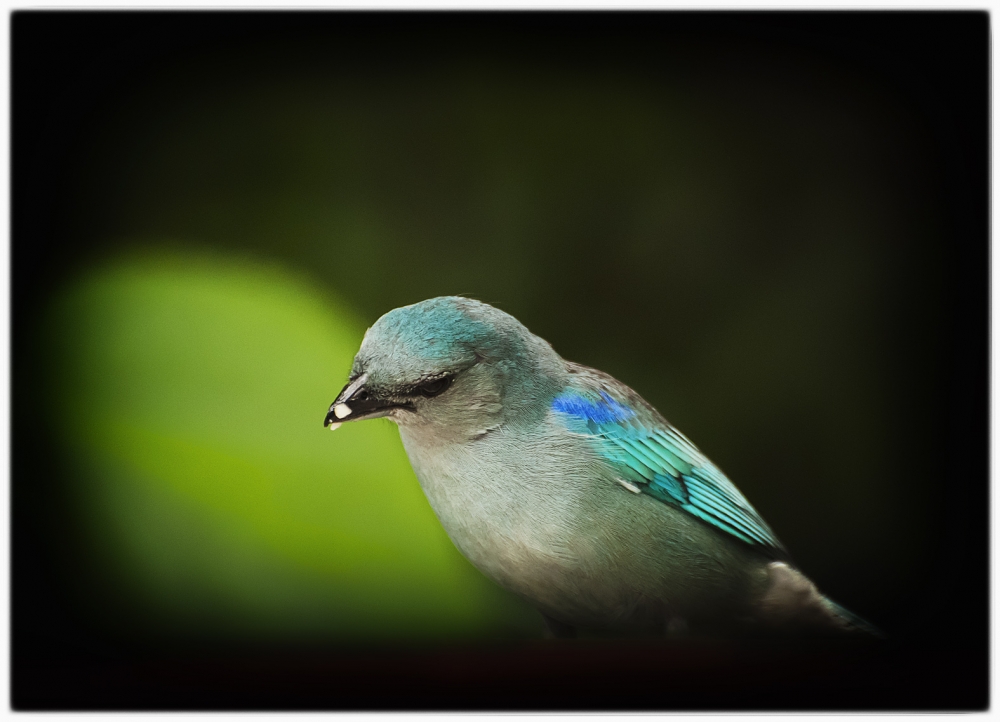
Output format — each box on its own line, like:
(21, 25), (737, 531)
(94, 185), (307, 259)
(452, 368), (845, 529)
(353, 297), (495, 391)
(332, 296), (566, 434)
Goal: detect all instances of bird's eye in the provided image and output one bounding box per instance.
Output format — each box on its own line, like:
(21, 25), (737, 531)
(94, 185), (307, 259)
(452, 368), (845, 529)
(417, 376), (453, 398)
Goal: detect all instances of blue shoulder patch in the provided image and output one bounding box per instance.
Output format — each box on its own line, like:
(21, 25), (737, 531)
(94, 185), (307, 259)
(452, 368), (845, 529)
(552, 384), (787, 555)
(552, 391), (636, 425)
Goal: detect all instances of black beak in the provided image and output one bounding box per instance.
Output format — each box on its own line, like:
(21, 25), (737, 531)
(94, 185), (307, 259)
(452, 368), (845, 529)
(324, 373), (412, 427)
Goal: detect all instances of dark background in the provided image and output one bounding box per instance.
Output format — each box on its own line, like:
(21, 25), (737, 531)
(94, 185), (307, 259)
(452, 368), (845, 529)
(13, 11), (989, 710)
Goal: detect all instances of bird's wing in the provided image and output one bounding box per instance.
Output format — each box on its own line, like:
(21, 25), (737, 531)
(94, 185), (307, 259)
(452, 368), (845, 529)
(553, 365), (787, 557)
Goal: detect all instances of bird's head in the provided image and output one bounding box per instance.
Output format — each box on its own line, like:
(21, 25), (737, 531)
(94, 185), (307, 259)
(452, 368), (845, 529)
(325, 297), (565, 440)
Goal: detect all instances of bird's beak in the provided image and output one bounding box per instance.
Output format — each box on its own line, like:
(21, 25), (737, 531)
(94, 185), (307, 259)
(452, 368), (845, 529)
(324, 373), (410, 429)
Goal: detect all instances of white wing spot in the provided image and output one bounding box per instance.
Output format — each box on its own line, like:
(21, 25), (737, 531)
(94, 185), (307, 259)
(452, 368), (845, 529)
(333, 403), (352, 419)
(617, 479), (641, 494)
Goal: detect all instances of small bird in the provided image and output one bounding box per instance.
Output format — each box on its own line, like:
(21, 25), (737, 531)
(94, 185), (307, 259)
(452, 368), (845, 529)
(325, 297), (876, 638)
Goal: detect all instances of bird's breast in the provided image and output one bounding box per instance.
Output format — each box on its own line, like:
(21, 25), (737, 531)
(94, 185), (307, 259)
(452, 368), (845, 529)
(397, 424), (605, 606)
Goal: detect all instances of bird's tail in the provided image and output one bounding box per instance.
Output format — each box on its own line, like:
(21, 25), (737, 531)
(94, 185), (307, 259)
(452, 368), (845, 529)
(759, 561), (883, 637)
(823, 597), (884, 638)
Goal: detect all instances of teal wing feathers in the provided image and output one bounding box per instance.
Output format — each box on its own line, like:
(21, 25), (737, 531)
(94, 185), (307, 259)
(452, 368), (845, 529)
(553, 363), (786, 557)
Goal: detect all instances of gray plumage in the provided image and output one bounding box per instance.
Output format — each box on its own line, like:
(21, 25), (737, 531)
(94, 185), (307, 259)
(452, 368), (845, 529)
(325, 296), (876, 637)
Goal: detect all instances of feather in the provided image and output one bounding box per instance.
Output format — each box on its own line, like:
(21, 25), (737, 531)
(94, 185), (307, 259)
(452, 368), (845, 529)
(552, 375), (786, 556)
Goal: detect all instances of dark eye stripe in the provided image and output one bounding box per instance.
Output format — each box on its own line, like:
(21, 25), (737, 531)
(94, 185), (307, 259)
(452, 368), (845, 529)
(415, 375), (454, 398)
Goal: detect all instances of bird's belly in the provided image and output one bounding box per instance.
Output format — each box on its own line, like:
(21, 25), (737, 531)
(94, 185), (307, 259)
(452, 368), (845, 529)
(431, 498), (725, 631)
(426, 494), (649, 628)
(400, 429), (767, 631)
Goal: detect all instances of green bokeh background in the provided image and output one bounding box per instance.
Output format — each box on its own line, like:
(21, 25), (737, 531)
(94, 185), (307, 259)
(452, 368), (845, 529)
(19, 13), (979, 651)
(43, 252), (538, 641)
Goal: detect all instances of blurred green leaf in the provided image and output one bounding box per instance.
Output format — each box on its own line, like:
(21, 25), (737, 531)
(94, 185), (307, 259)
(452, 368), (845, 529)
(44, 248), (539, 642)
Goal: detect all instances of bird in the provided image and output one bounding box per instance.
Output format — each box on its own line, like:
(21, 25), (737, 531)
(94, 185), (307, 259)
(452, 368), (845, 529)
(324, 296), (877, 638)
